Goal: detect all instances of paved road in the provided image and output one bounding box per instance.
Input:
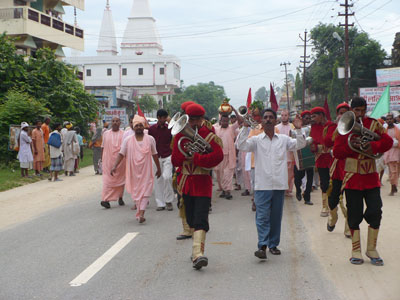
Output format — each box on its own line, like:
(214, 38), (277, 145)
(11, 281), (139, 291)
(0, 185), (340, 300)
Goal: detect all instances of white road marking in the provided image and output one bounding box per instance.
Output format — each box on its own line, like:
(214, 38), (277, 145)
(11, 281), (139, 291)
(69, 232), (139, 287)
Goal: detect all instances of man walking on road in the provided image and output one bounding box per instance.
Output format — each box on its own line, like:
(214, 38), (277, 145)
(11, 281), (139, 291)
(237, 109), (306, 260)
(111, 115), (161, 223)
(149, 109), (174, 211)
(383, 113), (400, 196)
(101, 117), (126, 209)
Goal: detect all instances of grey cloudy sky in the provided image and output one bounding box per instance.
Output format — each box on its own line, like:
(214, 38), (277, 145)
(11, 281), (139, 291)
(64, 0), (400, 107)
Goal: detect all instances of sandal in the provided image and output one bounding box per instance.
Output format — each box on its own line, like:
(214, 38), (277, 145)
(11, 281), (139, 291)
(349, 257), (364, 265)
(366, 253), (384, 266)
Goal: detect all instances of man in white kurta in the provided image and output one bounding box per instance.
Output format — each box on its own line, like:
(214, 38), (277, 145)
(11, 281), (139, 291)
(237, 109), (306, 259)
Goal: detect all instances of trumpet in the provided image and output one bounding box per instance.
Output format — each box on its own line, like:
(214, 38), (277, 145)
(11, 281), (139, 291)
(337, 111), (382, 159)
(238, 106), (258, 129)
(171, 114), (212, 157)
(168, 112), (181, 129)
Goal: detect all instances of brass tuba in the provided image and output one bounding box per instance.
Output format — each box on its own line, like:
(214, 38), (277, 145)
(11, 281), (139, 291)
(337, 111), (382, 159)
(238, 106), (258, 129)
(171, 115), (212, 157)
(168, 112), (181, 129)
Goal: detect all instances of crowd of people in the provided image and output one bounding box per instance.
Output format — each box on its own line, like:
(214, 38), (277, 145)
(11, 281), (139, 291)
(17, 98), (400, 270)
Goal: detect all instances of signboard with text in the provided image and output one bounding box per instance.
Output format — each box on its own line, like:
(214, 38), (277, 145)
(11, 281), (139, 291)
(359, 87), (400, 112)
(103, 108), (129, 128)
(376, 67), (400, 87)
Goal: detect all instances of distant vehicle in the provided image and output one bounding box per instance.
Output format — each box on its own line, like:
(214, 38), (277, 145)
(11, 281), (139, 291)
(146, 117), (157, 126)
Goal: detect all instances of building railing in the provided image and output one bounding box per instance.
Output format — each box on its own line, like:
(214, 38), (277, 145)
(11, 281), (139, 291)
(0, 7), (84, 39)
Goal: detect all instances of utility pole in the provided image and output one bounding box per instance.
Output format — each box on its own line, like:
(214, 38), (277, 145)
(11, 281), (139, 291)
(339, 0), (354, 102)
(280, 62), (291, 113)
(298, 30), (311, 111)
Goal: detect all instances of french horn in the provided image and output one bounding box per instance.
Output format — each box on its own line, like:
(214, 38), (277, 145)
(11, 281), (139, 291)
(238, 106), (258, 129)
(168, 112), (181, 129)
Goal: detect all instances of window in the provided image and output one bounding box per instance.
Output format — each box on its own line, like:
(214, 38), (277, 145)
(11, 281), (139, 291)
(77, 72), (83, 80)
(86, 69), (91, 77)
(160, 67), (165, 75)
(122, 68), (127, 76)
(138, 68), (143, 75)
(107, 68), (112, 76)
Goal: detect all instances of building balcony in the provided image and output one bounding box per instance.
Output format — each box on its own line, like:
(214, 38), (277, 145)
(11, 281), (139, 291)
(0, 6), (84, 51)
(61, 0), (85, 11)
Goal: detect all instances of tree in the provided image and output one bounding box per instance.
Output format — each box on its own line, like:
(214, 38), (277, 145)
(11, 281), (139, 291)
(294, 73), (303, 101)
(254, 87), (268, 103)
(328, 61), (345, 116)
(138, 94), (158, 114)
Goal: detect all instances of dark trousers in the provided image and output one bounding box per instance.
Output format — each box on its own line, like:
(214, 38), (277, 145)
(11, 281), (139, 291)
(318, 168), (330, 193)
(328, 179), (342, 210)
(294, 166), (314, 201)
(344, 188), (382, 230)
(183, 194), (211, 232)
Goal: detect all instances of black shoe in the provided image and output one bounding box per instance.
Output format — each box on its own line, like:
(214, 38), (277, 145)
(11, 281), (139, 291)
(304, 201), (314, 205)
(219, 192), (226, 198)
(296, 192), (302, 201)
(327, 223), (335, 232)
(101, 201), (111, 209)
(166, 203), (173, 211)
(225, 194), (233, 200)
(156, 207), (165, 211)
(176, 234), (192, 240)
(118, 198), (125, 206)
(193, 256), (208, 270)
(254, 248), (267, 259)
(241, 190), (250, 196)
(269, 247), (281, 255)
(251, 202), (256, 212)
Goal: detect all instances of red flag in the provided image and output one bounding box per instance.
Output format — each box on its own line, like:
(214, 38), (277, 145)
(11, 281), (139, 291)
(246, 88), (252, 108)
(270, 83), (279, 111)
(323, 98), (332, 121)
(137, 101), (145, 117)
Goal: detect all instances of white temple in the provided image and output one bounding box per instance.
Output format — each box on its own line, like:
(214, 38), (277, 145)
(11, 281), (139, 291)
(66, 0), (181, 113)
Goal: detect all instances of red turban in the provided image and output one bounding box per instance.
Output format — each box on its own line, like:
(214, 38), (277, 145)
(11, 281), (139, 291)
(336, 102), (350, 112)
(186, 103), (205, 117)
(311, 107), (326, 115)
(301, 110), (311, 117)
(181, 101), (196, 112)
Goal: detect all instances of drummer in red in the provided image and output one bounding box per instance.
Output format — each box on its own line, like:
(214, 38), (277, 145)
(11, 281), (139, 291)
(333, 97), (392, 266)
(172, 103), (223, 270)
(324, 102), (351, 238)
(310, 107), (333, 217)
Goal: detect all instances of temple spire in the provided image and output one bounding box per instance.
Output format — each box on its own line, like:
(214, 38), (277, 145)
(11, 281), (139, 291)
(121, 0), (163, 56)
(97, 0), (118, 56)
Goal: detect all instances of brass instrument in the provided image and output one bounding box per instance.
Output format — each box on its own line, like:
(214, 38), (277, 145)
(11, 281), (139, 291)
(168, 112), (181, 129)
(238, 106), (258, 129)
(171, 114), (212, 157)
(337, 111), (382, 159)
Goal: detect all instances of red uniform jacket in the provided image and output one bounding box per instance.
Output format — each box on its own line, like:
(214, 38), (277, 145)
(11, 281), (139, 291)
(323, 123), (345, 181)
(333, 117), (393, 190)
(172, 124), (223, 198)
(310, 122), (334, 168)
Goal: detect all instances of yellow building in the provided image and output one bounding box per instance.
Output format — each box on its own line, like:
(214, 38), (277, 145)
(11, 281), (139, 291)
(0, 0), (84, 57)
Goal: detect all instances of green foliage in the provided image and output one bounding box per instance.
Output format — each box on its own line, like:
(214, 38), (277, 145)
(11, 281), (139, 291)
(328, 61), (345, 118)
(308, 23), (387, 100)
(138, 94), (159, 114)
(294, 73), (303, 101)
(250, 100), (265, 112)
(166, 81), (226, 118)
(254, 87), (268, 102)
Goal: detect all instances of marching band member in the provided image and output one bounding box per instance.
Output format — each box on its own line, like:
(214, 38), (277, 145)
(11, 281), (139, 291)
(172, 103), (223, 270)
(333, 97), (392, 265)
(324, 102), (351, 237)
(310, 107), (333, 217)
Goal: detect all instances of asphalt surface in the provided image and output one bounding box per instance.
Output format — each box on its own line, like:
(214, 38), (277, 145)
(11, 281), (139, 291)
(0, 187), (341, 300)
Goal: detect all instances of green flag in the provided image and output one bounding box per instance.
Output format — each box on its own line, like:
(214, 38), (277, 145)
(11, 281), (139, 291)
(370, 84), (390, 119)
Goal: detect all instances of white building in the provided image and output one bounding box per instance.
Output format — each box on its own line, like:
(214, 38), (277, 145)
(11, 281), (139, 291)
(0, 0), (85, 58)
(66, 0), (181, 113)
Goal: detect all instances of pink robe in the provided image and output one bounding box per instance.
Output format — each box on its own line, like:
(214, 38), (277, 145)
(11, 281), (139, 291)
(102, 130), (126, 201)
(32, 128), (45, 171)
(276, 123), (295, 193)
(120, 134), (157, 218)
(214, 122), (239, 191)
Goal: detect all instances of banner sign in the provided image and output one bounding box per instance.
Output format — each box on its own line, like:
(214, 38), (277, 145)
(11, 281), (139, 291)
(376, 67), (400, 87)
(103, 108), (129, 128)
(359, 86), (400, 112)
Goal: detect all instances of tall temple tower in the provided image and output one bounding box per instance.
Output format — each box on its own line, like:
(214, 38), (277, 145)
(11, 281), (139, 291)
(66, 0), (181, 119)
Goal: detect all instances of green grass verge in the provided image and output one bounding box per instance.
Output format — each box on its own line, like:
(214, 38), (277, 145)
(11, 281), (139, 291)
(0, 148), (93, 192)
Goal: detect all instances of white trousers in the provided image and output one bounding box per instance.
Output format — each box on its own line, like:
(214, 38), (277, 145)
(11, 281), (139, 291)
(154, 156), (174, 207)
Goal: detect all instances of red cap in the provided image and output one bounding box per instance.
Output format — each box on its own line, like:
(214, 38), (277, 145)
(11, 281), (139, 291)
(186, 103), (206, 117)
(181, 101), (196, 112)
(301, 110), (311, 117)
(336, 102), (350, 112)
(311, 107), (326, 115)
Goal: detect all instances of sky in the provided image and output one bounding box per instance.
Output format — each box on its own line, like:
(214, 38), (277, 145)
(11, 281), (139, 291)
(64, 0), (400, 108)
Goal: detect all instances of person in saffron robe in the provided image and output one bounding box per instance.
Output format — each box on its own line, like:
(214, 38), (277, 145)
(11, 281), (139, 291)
(32, 120), (45, 176)
(41, 117), (51, 172)
(100, 117), (126, 209)
(384, 113), (400, 196)
(111, 115), (161, 223)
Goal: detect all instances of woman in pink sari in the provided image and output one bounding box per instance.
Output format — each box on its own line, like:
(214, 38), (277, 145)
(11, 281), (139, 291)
(111, 115), (161, 223)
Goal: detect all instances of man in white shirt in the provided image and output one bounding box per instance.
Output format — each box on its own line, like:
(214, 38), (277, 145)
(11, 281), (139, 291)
(237, 108), (306, 259)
